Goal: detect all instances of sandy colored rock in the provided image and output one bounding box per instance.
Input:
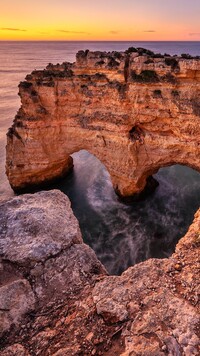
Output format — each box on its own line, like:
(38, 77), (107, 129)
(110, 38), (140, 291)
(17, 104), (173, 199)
(6, 48), (200, 197)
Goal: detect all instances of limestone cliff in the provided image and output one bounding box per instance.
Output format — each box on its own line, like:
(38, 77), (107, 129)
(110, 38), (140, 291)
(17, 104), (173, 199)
(0, 190), (199, 355)
(6, 48), (200, 197)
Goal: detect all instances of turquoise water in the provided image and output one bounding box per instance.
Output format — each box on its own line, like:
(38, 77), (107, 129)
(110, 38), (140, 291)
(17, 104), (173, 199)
(0, 41), (200, 274)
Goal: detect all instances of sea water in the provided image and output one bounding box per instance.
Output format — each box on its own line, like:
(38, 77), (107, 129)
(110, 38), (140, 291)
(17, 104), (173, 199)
(0, 41), (200, 274)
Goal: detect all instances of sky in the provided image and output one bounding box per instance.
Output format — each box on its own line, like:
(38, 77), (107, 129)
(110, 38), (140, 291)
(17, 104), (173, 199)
(1, 0), (200, 41)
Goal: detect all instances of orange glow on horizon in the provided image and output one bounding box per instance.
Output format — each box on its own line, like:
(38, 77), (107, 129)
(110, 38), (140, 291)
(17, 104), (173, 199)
(0, 26), (195, 42)
(1, 0), (200, 41)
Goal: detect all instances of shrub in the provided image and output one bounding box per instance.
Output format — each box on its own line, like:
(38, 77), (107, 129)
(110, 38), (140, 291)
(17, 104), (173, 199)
(144, 59), (154, 64)
(131, 70), (159, 83)
(181, 53), (192, 59)
(137, 48), (155, 56)
(125, 47), (137, 54)
(107, 57), (120, 68)
(165, 57), (179, 70)
(113, 51), (123, 59)
(20, 81), (32, 89)
(95, 60), (105, 66)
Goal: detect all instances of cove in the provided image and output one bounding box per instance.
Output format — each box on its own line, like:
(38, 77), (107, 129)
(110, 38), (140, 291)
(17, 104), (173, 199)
(6, 47), (200, 274)
(49, 150), (200, 275)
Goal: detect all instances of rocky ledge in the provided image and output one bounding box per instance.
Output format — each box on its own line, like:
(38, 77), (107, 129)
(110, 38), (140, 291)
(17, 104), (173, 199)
(0, 190), (199, 355)
(6, 47), (200, 197)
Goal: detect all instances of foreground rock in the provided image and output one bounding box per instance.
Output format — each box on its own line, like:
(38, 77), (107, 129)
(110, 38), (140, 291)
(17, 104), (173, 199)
(6, 48), (200, 197)
(0, 190), (199, 355)
(0, 190), (106, 340)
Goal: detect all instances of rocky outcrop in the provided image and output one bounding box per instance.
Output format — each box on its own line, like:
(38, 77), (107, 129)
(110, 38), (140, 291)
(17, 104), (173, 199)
(0, 190), (199, 355)
(6, 48), (200, 197)
(0, 190), (106, 340)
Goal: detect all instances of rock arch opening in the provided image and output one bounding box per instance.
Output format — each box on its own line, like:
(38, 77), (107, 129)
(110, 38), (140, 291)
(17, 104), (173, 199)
(5, 48), (200, 275)
(49, 151), (200, 275)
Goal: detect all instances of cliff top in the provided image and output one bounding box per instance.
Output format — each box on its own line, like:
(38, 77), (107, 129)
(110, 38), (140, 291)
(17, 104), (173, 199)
(20, 47), (200, 87)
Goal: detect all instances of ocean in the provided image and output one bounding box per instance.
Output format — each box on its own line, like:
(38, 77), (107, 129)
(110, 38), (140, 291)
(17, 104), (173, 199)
(0, 41), (200, 274)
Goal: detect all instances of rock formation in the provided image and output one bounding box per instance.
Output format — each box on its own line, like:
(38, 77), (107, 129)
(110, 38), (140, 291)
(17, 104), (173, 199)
(6, 48), (200, 197)
(0, 190), (199, 355)
(0, 190), (106, 338)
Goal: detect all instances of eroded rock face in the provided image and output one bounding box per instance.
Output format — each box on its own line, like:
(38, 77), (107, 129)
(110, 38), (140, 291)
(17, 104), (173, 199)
(6, 48), (200, 197)
(0, 190), (106, 339)
(0, 190), (199, 355)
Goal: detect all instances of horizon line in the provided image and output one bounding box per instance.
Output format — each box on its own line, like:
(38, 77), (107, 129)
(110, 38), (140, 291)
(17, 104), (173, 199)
(1, 39), (200, 42)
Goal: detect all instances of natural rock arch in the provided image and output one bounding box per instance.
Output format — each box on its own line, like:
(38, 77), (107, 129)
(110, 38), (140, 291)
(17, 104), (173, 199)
(55, 153), (200, 275)
(6, 48), (200, 197)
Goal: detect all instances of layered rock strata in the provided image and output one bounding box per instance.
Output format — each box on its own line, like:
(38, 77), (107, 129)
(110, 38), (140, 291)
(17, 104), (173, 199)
(6, 48), (200, 197)
(0, 190), (199, 355)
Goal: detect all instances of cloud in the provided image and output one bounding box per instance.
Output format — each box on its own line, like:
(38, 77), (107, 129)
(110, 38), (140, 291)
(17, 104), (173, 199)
(189, 32), (200, 36)
(143, 30), (156, 33)
(110, 30), (119, 34)
(57, 30), (90, 35)
(1, 27), (27, 32)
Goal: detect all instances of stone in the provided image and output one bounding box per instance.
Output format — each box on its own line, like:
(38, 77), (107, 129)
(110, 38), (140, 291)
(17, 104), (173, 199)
(33, 243), (107, 304)
(6, 49), (200, 197)
(0, 190), (106, 339)
(0, 190), (82, 266)
(0, 279), (35, 337)
(1, 344), (30, 356)
(0, 191), (199, 355)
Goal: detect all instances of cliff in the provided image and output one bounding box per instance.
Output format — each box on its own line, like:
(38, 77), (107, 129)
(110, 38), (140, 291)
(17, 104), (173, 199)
(0, 190), (199, 355)
(6, 48), (200, 197)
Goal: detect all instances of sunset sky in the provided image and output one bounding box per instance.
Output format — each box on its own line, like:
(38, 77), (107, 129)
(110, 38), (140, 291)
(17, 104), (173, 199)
(1, 0), (200, 41)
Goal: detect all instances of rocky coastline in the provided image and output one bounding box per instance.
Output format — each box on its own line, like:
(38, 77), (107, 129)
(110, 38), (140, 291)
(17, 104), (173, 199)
(6, 48), (200, 198)
(1, 47), (200, 354)
(0, 190), (199, 355)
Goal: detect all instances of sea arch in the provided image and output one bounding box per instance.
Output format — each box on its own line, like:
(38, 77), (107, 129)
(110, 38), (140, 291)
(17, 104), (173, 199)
(50, 154), (200, 275)
(6, 48), (200, 196)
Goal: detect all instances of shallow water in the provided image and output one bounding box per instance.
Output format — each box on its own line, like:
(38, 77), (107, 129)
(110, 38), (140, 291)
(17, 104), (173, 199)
(0, 41), (200, 274)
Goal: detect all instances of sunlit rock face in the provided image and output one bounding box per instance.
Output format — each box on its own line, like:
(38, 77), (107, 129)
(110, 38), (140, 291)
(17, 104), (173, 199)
(6, 48), (200, 196)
